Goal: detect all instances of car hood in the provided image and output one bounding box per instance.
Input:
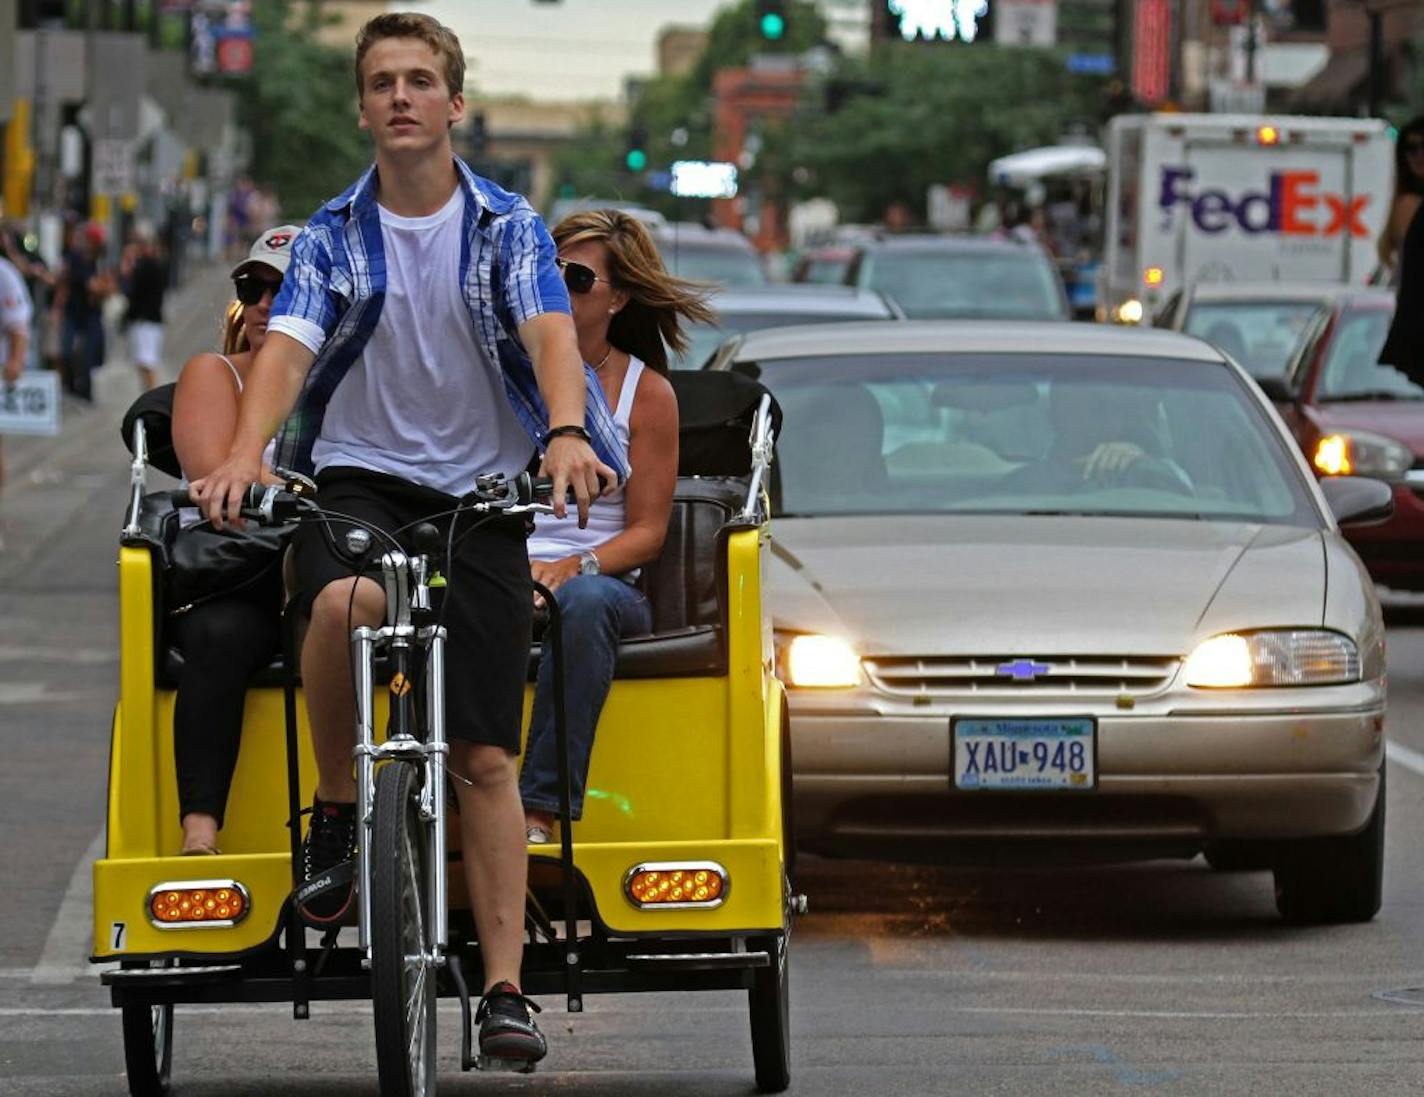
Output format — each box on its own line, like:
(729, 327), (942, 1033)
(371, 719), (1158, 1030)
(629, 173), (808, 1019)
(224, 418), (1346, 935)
(1310, 401), (1424, 456)
(768, 515), (1325, 656)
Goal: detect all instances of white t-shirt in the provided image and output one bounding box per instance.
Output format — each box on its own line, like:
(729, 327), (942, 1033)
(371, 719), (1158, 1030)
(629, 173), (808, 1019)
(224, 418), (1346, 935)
(309, 188), (535, 495)
(0, 257), (33, 373)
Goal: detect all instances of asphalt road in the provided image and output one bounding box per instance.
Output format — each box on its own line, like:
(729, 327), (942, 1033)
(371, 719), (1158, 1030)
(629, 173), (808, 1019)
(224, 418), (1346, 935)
(5, 271), (1424, 1094)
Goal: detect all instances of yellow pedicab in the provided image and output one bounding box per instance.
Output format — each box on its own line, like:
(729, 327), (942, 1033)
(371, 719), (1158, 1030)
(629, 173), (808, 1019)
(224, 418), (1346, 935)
(94, 369), (795, 1095)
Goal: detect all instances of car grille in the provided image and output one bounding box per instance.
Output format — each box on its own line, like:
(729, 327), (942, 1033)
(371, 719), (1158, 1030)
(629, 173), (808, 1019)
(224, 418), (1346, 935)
(861, 655), (1179, 698)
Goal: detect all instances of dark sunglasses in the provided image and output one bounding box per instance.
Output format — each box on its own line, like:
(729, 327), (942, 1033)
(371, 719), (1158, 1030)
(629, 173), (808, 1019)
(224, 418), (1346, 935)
(233, 273), (283, 306)
(555, 257), (609, 295)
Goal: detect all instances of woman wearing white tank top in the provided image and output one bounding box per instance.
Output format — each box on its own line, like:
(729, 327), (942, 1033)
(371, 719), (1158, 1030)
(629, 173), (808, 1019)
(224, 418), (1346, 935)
(520, 211), (715, 842)
(168, 226), (299, 855)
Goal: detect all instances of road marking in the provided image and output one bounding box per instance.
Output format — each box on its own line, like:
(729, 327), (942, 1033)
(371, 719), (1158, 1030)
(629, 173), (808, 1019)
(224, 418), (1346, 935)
(1386, 740), (1424, 779)
(0, 645), (116, 664)
(30, 829), (104, 985)
(0, 682), (83, 704)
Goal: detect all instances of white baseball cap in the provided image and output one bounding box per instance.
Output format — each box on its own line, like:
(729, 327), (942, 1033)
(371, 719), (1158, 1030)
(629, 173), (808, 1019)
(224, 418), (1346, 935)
(230, 225), (301, 279)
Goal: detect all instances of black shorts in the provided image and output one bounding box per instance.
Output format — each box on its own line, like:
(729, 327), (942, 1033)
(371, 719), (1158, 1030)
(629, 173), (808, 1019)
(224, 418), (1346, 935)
(292, 466), (533, 752)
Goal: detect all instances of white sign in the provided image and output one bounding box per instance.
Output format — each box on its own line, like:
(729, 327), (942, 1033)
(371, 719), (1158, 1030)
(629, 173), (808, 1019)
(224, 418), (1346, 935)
(995, 0), (1057, 46)
(92, 138), (135, 195)
(670, 160), (739, 200)
(927, 184), (972, 232)
(0, 373), (61, 436)
(891, 0), (991, 43)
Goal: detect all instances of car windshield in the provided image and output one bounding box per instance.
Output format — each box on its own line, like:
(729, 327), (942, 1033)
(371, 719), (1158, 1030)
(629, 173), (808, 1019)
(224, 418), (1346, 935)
(1182, 301), (1323, 379)
(658, 244), (766, 286)
(798, 257), (851, 284)
(859, 251), (1064, 320)
(672, 311), (887, 369)
(1315, 309), (1422, 401)
(744, 352), (1317, 525)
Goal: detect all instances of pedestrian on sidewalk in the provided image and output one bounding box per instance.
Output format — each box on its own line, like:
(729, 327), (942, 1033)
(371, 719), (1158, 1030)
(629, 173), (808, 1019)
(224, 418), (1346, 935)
(52, 221), (115, 404)
(120, 222), (169, 391)
(0, 251), (35, 546)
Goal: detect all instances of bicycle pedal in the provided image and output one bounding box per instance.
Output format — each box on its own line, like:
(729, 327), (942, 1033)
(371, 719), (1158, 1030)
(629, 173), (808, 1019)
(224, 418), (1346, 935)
(473, 1055), (538, 1074)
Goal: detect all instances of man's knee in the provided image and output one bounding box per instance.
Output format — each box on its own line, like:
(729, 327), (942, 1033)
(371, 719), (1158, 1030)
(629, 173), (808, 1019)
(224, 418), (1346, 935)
(450, 741), (516, 792)
(309, 577), (384, 634)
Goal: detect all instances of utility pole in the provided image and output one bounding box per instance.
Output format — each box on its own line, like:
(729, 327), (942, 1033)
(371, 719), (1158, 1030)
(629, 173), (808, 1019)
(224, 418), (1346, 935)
(1243, 0), (1259, 86)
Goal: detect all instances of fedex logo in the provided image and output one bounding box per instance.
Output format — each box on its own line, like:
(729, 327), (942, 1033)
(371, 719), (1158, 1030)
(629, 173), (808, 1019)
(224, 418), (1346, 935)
(1158, 167), (1370, 238)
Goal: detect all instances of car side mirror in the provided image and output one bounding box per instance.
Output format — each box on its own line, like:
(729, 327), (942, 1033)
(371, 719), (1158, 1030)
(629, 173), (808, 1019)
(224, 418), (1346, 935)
(1319, 476), (1395, 526)
(1254, 375), (1297, 404)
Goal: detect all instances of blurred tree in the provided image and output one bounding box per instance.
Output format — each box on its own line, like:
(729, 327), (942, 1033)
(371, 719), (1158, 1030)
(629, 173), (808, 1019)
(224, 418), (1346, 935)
(229, 0), (371, 217)
(785, 45), (1107, 222)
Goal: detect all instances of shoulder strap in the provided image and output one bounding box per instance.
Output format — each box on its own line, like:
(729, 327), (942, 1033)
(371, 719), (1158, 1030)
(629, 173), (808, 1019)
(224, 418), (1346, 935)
(615, 357), (645, 422)
(215, 353), (243, 392)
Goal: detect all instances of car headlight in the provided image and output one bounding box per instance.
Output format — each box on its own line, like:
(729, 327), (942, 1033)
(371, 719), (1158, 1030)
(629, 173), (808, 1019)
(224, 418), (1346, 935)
(777, 633), (862, 688)
(1116, 298), (1144, 325)
(1182, 630), (1360, 688)
(1312, 430), (1413, 481)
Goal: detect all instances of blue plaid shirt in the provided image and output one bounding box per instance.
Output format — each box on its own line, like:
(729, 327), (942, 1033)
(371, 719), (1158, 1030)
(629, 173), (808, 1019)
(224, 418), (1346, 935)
(267, 158), (630, 483)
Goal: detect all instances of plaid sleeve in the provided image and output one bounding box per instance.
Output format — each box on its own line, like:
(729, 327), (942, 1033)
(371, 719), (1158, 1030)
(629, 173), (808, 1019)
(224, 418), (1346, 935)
(270, 222), (338, 343)
(499, 207), (571, 326)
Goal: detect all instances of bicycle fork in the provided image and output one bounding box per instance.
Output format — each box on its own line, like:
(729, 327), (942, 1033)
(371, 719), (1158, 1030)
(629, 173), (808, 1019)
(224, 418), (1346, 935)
(352, 622), (450, 967)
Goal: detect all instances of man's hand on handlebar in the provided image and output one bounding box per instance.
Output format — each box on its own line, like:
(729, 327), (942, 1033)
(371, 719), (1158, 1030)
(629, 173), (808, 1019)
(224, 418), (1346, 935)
(190, 450), (266, 530)
(540, 435), (615, 527)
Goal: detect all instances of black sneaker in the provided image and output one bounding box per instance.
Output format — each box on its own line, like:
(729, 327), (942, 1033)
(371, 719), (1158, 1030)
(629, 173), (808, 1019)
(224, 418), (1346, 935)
(294, 797), (357, 925)
(476, 981), (547, 1065)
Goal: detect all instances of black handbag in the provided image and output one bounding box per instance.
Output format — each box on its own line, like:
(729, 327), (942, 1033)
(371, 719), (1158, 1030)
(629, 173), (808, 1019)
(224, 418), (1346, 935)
(165, 519), (292, 614)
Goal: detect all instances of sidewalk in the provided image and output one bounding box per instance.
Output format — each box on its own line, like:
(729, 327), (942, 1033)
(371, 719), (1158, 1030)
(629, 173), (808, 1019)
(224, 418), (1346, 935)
(0, 262), (236, 580)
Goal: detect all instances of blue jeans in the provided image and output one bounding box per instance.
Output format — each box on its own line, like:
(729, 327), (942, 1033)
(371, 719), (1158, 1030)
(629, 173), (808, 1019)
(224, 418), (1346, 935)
(519, 575), (651, 820)
(60, 311), (104, 401)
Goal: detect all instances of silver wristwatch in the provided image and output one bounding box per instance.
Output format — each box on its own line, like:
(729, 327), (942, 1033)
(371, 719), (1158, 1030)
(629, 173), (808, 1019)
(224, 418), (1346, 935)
(578, 550), (601, 576)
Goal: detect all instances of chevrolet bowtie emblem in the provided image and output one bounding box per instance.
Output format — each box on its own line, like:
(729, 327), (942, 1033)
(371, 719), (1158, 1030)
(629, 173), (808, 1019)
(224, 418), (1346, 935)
(996, 659), (1052, 681)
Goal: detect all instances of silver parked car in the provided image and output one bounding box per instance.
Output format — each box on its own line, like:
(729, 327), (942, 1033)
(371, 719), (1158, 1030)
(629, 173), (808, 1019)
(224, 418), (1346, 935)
(713, 321), (1391, 923)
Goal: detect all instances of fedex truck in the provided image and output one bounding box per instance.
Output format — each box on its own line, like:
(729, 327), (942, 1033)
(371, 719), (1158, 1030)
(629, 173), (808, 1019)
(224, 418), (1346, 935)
(1101, 113), (1392, 324)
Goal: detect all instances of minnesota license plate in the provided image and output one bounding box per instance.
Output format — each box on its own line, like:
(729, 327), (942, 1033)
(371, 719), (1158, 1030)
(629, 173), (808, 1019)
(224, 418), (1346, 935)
(952, 717), (1096, 791)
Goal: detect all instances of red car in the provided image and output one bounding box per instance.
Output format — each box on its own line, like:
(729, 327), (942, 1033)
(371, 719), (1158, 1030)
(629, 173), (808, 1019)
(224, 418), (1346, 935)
(1170, 285), (1419, 589)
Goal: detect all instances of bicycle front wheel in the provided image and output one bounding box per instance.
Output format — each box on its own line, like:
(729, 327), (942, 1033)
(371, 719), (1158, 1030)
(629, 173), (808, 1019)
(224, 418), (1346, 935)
(371, 761), (437, 1097)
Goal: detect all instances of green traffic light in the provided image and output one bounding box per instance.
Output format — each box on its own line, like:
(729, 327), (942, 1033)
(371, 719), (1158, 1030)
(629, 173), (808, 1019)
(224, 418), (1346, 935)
(759, 12), (785, 39)
(625, 148), (648, 172)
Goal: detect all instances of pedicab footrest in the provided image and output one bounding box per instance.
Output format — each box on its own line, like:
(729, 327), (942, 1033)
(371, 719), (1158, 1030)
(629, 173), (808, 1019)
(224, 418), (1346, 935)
(625, 950), (770, 971)
(102, 964), (244, 988)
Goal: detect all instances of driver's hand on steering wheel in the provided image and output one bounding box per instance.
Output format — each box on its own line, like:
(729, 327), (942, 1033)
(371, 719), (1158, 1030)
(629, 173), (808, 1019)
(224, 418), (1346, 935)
(1078, 441), (1147, 482)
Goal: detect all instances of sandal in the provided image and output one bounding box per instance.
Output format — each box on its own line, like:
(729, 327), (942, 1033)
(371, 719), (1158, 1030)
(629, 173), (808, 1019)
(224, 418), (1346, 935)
(181, 842), (220, 856)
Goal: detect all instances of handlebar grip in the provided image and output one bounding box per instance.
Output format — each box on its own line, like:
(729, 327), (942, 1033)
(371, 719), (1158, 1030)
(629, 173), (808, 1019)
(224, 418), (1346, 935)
(167, 484), (293, 524)
(516, 472), (609, 505)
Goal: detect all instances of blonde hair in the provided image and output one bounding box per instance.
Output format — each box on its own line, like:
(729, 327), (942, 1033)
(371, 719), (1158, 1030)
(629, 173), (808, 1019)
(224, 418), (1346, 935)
(355, 12), (464, 98)
(221, 298), (249, 356)
(552, 210), (716, 373)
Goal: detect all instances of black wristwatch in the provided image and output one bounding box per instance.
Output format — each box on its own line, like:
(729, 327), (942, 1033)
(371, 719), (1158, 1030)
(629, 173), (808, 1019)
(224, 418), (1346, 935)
(542, 424), (591, 446)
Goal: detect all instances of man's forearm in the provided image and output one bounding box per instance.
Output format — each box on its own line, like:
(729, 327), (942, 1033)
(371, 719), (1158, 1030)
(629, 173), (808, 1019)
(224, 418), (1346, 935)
(526, 320), (587, 428)
(230, 332), (315, 460)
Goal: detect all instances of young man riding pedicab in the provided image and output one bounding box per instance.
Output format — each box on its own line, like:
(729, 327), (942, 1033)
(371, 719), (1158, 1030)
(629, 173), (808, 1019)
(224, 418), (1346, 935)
(191, 11), (627, 1066)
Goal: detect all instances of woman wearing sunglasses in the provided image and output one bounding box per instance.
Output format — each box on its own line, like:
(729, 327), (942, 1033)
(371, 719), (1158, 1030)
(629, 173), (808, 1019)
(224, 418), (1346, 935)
(167, 225), (299, 854)
(1379, 117), (1424, 382)
(520, 209), (715, 843)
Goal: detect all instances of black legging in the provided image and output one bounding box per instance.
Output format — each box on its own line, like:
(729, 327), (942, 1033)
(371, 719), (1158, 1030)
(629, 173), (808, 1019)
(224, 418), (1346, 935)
(171, 572), (282, 827)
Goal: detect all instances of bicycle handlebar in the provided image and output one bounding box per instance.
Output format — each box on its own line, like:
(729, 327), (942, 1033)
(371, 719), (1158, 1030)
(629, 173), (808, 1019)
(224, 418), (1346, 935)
(168, 471), (560, 530)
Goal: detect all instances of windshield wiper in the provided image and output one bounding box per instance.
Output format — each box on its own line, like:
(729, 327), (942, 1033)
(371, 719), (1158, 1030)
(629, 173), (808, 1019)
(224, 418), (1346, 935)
(1322, 390), (1423, 403)
(1020, 509), (1207, 520)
